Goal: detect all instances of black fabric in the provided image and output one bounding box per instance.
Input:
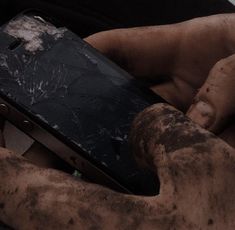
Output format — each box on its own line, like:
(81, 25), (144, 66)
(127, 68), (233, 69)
(0, 222), (12, 230)
(0, 0), (235, 37)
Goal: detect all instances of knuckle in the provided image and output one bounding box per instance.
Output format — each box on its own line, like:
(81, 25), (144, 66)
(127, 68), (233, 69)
(213, 57), (235, 76)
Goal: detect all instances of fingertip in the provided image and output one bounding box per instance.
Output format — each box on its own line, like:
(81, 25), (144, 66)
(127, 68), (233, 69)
(187, 101), (216, 130)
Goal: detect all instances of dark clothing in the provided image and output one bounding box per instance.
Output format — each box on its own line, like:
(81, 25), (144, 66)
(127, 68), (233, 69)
(0, 0), (235, 37)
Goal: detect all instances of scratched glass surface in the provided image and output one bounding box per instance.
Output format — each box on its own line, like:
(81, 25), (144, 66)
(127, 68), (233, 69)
(0, 16), (159, 194)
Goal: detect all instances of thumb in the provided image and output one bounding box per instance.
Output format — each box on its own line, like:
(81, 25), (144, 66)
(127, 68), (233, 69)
(187, 54), (235, 133)
(129, 103), (218, 196)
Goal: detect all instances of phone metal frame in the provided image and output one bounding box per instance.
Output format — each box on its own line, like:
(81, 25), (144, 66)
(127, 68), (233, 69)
(0, 97), (130, 193)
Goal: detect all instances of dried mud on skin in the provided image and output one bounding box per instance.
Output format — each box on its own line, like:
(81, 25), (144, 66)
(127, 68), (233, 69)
(1, 104), (235, 229)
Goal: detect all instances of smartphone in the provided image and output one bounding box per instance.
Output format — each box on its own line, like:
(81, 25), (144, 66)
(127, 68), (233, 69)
(0, 11), (165, 195)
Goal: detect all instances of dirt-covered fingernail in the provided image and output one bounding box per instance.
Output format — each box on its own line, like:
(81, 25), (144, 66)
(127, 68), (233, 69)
(187, 101), (215, 129)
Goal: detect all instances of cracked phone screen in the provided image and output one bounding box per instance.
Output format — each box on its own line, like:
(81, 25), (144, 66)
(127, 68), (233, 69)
(0, 15), (160, 194)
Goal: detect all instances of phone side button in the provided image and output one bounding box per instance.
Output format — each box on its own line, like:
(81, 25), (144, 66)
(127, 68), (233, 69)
(0, 103), (9, 116)
(21, 120), (34, 132)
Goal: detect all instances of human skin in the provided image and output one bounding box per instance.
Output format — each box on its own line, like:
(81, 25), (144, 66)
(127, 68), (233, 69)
(1, 14), (235, 229)
(1, 104), (235, 229)
(85, 13), (235, 136)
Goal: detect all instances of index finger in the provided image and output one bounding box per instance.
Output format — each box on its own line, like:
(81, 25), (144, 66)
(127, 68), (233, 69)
(85, 26), (180, 78)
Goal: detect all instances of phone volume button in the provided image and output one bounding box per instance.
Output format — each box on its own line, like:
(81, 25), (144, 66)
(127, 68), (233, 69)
(21, 120), (34, 132)
(0, 103), (9, 116)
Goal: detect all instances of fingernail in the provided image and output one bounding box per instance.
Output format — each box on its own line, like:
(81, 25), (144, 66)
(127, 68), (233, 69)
(187, 101), (215, 129)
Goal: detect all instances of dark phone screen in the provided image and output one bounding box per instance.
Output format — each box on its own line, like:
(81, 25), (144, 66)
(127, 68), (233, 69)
(0, 15), (163, 194)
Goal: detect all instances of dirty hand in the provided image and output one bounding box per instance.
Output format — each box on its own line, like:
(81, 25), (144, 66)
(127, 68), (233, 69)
(1, 104), (235, 229)
(85, 14), (235, 134)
